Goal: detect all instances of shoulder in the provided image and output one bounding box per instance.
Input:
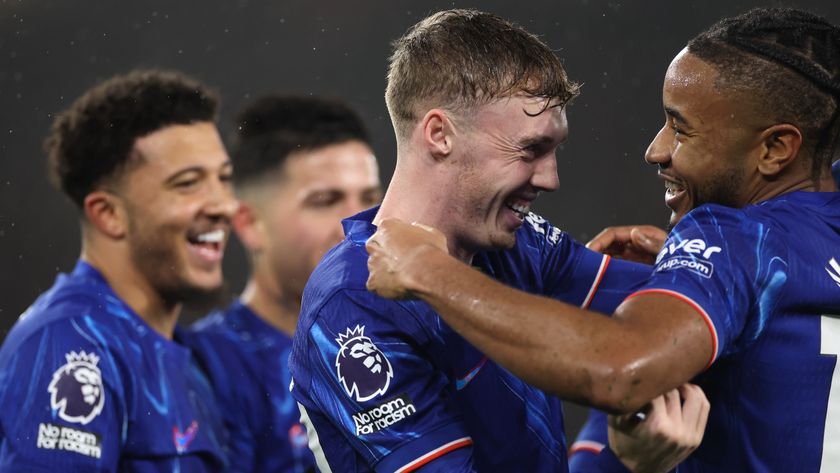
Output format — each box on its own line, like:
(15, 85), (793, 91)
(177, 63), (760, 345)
(302, 240), (370, 312)
(662, 203), (788, 261)
(1, 285), (131, 363)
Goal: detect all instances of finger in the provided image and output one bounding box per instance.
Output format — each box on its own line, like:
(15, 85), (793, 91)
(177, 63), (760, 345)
(365, 268), (379, 292)
(680, 384), (710, 440)
(410, 221), (436, 233)
(638, 225), (668, 247)
(630, 227), (663, 255)
(586, 227), (630, 252)
(663, 388), (682, 421)
(365, 237), (381, 253)
(411, 222), (448, 250)
(644, 393), (667, 426)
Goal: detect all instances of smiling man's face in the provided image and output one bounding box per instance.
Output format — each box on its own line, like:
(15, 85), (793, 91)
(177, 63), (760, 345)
(120, 122), (236, 301)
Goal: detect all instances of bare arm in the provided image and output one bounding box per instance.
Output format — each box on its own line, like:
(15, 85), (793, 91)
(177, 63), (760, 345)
(366, 219), (713, 413)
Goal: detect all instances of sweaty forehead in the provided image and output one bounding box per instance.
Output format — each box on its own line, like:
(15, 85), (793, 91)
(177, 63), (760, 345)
(664, 49), (720, 99)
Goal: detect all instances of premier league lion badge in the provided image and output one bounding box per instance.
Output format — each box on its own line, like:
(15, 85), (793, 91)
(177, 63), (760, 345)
(48, 351), (105, 425)
(335, 325), (393, 402)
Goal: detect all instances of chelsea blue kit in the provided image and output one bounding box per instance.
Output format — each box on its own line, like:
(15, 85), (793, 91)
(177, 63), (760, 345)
(573, 191), (840, 472)
(187, 301), (316, 473)
(0, 261), (228, 472)
(289, 207), (651, 472)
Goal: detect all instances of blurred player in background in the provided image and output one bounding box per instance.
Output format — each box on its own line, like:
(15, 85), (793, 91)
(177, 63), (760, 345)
(290, 9), (707, 473)
(186, 95), (382, 473)
(0, 70), (234, 471)
(366, 7), (840, 472)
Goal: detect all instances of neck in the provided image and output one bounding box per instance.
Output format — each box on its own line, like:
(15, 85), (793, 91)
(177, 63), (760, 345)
(375, 157), (475, 263)
(239, 273), (300, 337)
(81, 242), (181, 340)
(745, 167), (838, 205)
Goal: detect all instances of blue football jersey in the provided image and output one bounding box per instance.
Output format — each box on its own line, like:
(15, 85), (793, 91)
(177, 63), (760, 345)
(569, 410), (637, 473)
(622, 192), (840, 472)
(289, 207), (651, 473)
(0, 261), (228, 472)
(186, 301), (316, 473)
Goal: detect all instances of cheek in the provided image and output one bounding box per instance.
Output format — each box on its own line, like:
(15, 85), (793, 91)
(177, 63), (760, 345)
(272, 216), (340, 258)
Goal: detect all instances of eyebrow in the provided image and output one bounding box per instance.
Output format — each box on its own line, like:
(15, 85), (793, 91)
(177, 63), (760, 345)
(665, 107), (693, 128)
(518, 135), (556, 149)
(165, 160), (232, 184)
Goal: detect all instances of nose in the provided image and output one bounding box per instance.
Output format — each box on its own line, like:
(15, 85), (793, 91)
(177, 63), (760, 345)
(532, 153), (560, 192)
(205, 178), (239, 221)
(645, 125), (672, 168)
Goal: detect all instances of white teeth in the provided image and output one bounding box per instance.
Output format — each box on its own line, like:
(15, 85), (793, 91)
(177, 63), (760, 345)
(512, 204), (530, 214)
(506, 202), (530, 217)
(196, 229), (225, 243)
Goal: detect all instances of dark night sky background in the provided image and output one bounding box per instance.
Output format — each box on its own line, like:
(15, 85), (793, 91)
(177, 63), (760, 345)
(1, 0), (837, 440)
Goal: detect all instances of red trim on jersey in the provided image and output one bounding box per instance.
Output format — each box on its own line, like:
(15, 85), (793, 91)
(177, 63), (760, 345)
(395, 437), (474, 473)
(569, 440), (606, 456)
(625, 288), (719, 369)
(581, 255), (611, 309)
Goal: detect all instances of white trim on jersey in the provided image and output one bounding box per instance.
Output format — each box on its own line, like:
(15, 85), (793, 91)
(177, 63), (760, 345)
(625, 288), (720, 369)
(581, 254), (611, 309)
(297, 401), (333, 473)
(394, 437), (473, 473)
(569, 439), (606, 455)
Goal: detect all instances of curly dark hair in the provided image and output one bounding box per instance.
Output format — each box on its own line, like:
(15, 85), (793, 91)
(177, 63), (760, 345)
(45, 69), (219, 207)
(688, 7), (840, 179)
(231, 95), (370, 188)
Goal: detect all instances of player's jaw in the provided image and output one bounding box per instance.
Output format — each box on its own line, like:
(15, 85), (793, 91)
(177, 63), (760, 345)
(129, 217), (231, 301)
(658, 171), (691, 228)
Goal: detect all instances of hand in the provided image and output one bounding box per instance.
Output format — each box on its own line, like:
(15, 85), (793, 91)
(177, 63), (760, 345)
(366, 218), (448, 299)
(608, 383), (710, 473)
(586, 225), (667, 265)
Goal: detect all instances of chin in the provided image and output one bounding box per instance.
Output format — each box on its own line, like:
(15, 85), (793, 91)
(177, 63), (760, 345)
(489, 232), (517, 251)
(667, 209), (689, 231)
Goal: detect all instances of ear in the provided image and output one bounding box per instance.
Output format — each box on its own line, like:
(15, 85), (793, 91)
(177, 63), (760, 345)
(83, 191), (127, 239)
(420, 108), (456, 160)
(232, 201), (265, 252)
(757, 124), (802, 177)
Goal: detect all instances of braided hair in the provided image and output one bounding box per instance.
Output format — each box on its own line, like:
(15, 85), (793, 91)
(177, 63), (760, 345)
(688, 8), (840, 180)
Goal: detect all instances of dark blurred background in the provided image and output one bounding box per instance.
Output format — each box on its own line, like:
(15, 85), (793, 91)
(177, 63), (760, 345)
(2, 0), (837, 443)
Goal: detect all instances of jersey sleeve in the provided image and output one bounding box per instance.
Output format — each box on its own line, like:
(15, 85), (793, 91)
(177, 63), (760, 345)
(569, 409), (633, 473)
(294, 289), (475, 473)
(0, 316), (126, 472)
(521, 213), (651, 314)
(628, 205), (790, 363)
